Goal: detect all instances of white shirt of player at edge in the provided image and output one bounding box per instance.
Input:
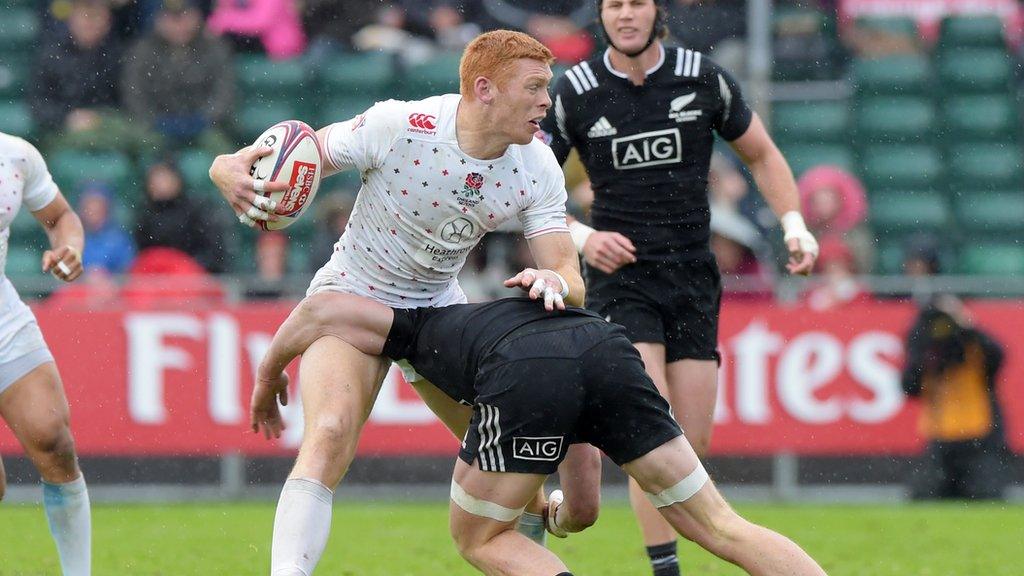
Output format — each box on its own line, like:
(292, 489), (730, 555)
(307, 93), (569, 309)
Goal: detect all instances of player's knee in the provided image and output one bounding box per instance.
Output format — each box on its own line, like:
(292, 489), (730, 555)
(30, 423), (77, 464)
(687, 433), (711, 458)
(306, 416), (357, 449)
(0, 474), (6, 502)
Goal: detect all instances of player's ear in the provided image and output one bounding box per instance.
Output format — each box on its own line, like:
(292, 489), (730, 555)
(474, 76), (495, 105)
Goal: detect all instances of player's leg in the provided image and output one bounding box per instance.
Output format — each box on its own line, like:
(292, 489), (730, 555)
(450, 459), (571, 575)
(628, 341), (682, 574)
(622, 437), (827, 576)
(0, 355), (90, 576)
(409, 375), (554, 543)
(270, 335), (391, 576)
(0, 453), (6, 501)
(546, 443), (602, 537)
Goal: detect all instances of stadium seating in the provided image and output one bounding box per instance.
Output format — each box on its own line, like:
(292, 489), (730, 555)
(772, 100), (849, 145)
(177, 149), (217, 197)
(779, 143), (855, 177)
(855, 97), (935, 144)
(0, 8), (38, 53)
(320, 51), (395, 98)
(869, 190), (950, 234)
(938, 15), (1006, 51)
(0, 101), (33, 138)
(237, 101), (308, 142)
(3, 244), (44, 276)
(49, 150), (136, 204)
(937, 49), (1012, 94)
(0, 60), (27, 99)
(318, 95), (376, 128)
(960, 243), (1024, 275)
(859, 144), (943, 191)
(948, 143), (1023, 190)
(851, 55), (932, 97)
(954, 191), (1024, 234)
(941, 95), (1018, 142)
(400, 52), (463, 97)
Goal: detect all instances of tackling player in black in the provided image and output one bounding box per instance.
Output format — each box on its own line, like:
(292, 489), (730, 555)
(252, 292), (829, 576)
(537, 1), (819, 573)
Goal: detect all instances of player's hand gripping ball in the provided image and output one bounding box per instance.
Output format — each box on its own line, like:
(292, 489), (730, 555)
(248, 120), (323, 231)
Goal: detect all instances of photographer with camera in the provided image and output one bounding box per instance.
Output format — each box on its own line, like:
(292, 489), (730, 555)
(901, 298), (1010, 500)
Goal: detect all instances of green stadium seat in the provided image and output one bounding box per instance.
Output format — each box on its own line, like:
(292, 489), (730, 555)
(855, 15), (919, 37)
(237, 55), (308, 98)
(237, 101), (308, 141)
(960, 242), (1024, 275)
(772, 101), (850, 144)
(0, 101), (34, 138)
(177, 149), (216, 197)
(937, 49), (1011, 94)
(869, 190), (950, 233)
(7, 208), (45, 245)
(319, 95), (377, 128)
(401, 52), (463, 98)
(0, 60), (28, 99)
(851, 55), (931, 97)
(772, 7), (841, 81)
(0, 9), (39, 51)
(941, 95), (1018, 142)
(954, 191), (1024, 234)
(948, 143), (1023, 190)
(855, 97), (935, 144)
(859, 145), (943, 191)
(320, 51), (395, 98)
(49, 150), (136, 202)
(3, 245), (43, 278)
(780, 143), (855, 176)
(939, 15), (1005, 50)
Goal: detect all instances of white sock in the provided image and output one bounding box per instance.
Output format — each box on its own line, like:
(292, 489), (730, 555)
(517, 512), (548, 546)
(42, 474), (91, 576)
(271, 478), (334, 576)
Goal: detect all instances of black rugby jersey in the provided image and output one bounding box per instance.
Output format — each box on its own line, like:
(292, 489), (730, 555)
(383, 298), (605, 404)
(539, 46), (753, 261)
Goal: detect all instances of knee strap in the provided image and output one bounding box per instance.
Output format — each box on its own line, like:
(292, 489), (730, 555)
(645, 462), (709, 508)
(450, 479), (525, 522)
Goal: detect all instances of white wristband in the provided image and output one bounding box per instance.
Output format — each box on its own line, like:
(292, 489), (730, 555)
(568, 221), (596, 254)
(780, 211), (809, 237)
(548, 270), (570, 299)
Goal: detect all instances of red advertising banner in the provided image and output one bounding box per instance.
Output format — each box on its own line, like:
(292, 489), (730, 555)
(1, 300), (1021, 457)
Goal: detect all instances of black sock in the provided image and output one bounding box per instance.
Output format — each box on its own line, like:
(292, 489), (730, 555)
(647, 541), (680, 576)
(555, 573), (574, 576)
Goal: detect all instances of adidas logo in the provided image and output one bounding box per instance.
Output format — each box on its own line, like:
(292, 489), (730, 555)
(587, 117), (617, 138)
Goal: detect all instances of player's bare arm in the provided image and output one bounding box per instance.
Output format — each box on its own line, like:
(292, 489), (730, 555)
(505, 231), (585, 310)
(31, 191), (84, 282)
(728, 113), (818, 276)
(252, 292), (394, 438)
(567, 214), (637, 274)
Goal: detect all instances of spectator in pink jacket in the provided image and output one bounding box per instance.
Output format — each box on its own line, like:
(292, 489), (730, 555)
(208, 0), (306, 59)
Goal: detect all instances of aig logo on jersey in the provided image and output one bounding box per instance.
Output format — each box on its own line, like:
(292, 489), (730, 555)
(669, 93), (702, 123)
(513, 436), (565, 461)
(612, 128), (682, 170)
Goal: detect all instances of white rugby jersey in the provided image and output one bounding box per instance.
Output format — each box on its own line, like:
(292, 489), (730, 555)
(314, 94), (569, 308)
(0, 133), (59, 348)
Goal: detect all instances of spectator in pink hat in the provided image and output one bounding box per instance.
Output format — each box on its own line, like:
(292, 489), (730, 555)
(208, 0), (306, 60)
(798, 164), (874, 272)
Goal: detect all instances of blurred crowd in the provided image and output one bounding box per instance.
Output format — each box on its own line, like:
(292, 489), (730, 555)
(15, 0), (1017, 308)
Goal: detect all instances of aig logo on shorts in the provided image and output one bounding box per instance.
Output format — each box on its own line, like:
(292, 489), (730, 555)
(611, 128), (682, 170)
(513, 436), (565, 461)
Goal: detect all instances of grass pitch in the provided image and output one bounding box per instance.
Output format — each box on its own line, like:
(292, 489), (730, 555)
(1, 501), (1021, 575)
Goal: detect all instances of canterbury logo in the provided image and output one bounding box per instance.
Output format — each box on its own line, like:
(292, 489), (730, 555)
(408, 113), (437, 131)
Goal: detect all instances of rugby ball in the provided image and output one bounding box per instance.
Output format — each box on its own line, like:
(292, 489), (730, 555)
(249, 120), (323, 231)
